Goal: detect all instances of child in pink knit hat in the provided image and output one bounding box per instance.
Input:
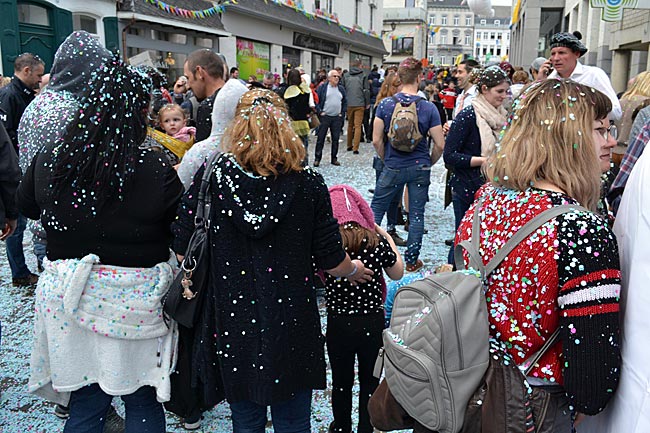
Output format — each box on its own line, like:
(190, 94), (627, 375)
(325, 184), (403, 433)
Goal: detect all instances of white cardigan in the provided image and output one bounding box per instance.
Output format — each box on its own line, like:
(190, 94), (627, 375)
(28, 254), (178, 406)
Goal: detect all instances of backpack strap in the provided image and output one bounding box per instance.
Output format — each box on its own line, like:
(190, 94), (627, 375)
(455, 201), (588, 280)
(195, 150), (222, 228)
(521, 327), (560, 375)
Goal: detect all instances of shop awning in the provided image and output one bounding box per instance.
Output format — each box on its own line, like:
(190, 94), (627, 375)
(225, 0), (388, 56)
(118, 0), (230, 36)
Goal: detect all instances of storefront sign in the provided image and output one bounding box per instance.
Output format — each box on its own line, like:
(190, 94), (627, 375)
(590, 0), (650, 21)
(236, 38), (271, 80)
(293, 32), (340, 56)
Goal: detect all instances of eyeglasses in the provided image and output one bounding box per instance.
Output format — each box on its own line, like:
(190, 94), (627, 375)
(597, 125), (618, 141)
(331, 75), (340, 79)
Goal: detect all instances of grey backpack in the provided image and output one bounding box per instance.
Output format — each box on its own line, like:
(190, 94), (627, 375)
(373, 203), (585, 433)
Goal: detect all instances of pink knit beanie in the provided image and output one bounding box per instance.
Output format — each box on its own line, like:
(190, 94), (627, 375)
(328, 184), (375, 230)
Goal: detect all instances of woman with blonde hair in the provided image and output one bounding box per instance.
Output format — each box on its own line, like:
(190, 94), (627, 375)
(172, 88), (373, 433)
(615, 71), (650, 146)
(455, 79), (621, 430)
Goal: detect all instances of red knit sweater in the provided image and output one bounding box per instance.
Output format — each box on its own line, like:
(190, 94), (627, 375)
(456, 184), (621, 415)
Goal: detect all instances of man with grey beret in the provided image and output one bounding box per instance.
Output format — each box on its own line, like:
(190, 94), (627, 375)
(538, 31), (621, 120)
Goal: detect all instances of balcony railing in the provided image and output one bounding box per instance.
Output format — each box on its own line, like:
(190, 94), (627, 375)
(384, 7), (428, 23)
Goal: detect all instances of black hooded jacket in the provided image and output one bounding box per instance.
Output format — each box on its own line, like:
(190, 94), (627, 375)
(0, 121), (20, 225)
(172, 153), (345, 405)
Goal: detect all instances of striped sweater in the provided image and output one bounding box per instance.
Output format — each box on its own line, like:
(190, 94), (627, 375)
(456, 184), (621, 415)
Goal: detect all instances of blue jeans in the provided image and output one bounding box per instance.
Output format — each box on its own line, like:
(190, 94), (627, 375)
(229, 390), (312, 433)
(6, 214), (30, 278)
(373, 156), (402, 230)
(63, 384), (165, 433)
(371, 163), (431, 265)
(448, 184), (479, 265)
(315, 114), (343, 163)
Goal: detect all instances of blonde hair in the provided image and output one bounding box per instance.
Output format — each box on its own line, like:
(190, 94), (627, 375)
(224, 88), (305, 176)
(375, 72), (401, 107)
(622, 71), (650, 99)
(486, 79), (611, 210)
(158, 104), (187, 121)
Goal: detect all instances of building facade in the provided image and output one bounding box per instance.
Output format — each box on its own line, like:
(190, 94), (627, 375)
(382, 0), (428, 65)
(509, 0), (564, 69)
(426, 0), (474, 66)
(2, 0), (387, 82)
(473, 8), (510, 64)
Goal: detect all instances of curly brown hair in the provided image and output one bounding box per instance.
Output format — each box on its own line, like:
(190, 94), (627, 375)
(223, 88), (306, 176)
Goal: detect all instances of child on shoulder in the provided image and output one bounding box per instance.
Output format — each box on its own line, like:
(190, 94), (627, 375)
(325, 184), (403, 433)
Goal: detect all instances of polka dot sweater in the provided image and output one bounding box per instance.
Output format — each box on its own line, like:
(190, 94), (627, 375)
(325, 233), (397, 316)
(456, 184), (621, 415)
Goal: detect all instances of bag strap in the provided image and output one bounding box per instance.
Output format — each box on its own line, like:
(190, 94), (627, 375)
(455, 201), (588, 280)
(522, 328), (560, 375)
(195, 150), (222, 228)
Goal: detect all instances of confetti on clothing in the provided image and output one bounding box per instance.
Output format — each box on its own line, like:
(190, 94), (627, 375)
(324, 233), (397, 316)
(456, 184), (621, 415)
(28, 254), (177, 407)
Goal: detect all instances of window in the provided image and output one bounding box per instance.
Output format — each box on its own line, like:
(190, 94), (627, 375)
(440, 55), (446, 65)
(465, 16), (472, 26)
(17, 4), (49, 25)
(453, 16), (459, 26)
(429, 15), (436, 25)
(483, 32), (489, 39)
(429, 56), (435, 64)
(73, 14), (97, 34)
(490, 32), (496, 39)
(392, 37), (414, 55)
(315, 0), (320, 8)
(405, 0), (415, 6)
(441, 35), (447, 44)
(195, 37), (213, 48)
(354, 0), (360, 25)
(494, 20), (500, 25)
(464, 34), (472, 45)
(441, 16), (447, 25)
(429, 35), (434, 45)
(476, 48), (480, 57)
(480, 19), (486, 25)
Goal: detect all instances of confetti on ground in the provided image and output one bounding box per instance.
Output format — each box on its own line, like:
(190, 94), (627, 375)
(0, 134), (453, 432)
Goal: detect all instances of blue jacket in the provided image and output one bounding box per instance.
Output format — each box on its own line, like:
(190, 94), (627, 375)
(315, 83), (347, 116)
(443, 106), (485, 196)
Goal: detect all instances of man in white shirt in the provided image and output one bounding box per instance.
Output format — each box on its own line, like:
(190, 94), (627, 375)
(452, 59), (480, 118)
(539, 31), (622, 121)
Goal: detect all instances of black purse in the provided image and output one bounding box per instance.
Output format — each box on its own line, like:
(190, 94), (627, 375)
(163, 151), (220, 328)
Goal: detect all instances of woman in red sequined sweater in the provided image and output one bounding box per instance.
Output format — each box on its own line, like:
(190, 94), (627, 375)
(456, 79), (621, 429)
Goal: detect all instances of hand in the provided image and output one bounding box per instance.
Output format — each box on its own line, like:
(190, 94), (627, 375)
(347, 259), (374, 286)
(574, 413), (586, 427)
(538, 60), (553, 79)
(0, 219), (17, 241)
(442, 122), (450, 135)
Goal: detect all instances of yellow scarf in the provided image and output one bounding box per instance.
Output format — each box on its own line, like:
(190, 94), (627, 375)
(147, 127), (194, 159)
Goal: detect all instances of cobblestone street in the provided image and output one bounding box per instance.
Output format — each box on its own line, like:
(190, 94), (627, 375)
(0, 136), (455, 432)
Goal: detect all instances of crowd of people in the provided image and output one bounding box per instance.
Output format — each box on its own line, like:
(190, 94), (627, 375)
(0, 26), (649, 433)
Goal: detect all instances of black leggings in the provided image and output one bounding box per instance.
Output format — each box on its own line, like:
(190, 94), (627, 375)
(326, 312), (384, 433)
